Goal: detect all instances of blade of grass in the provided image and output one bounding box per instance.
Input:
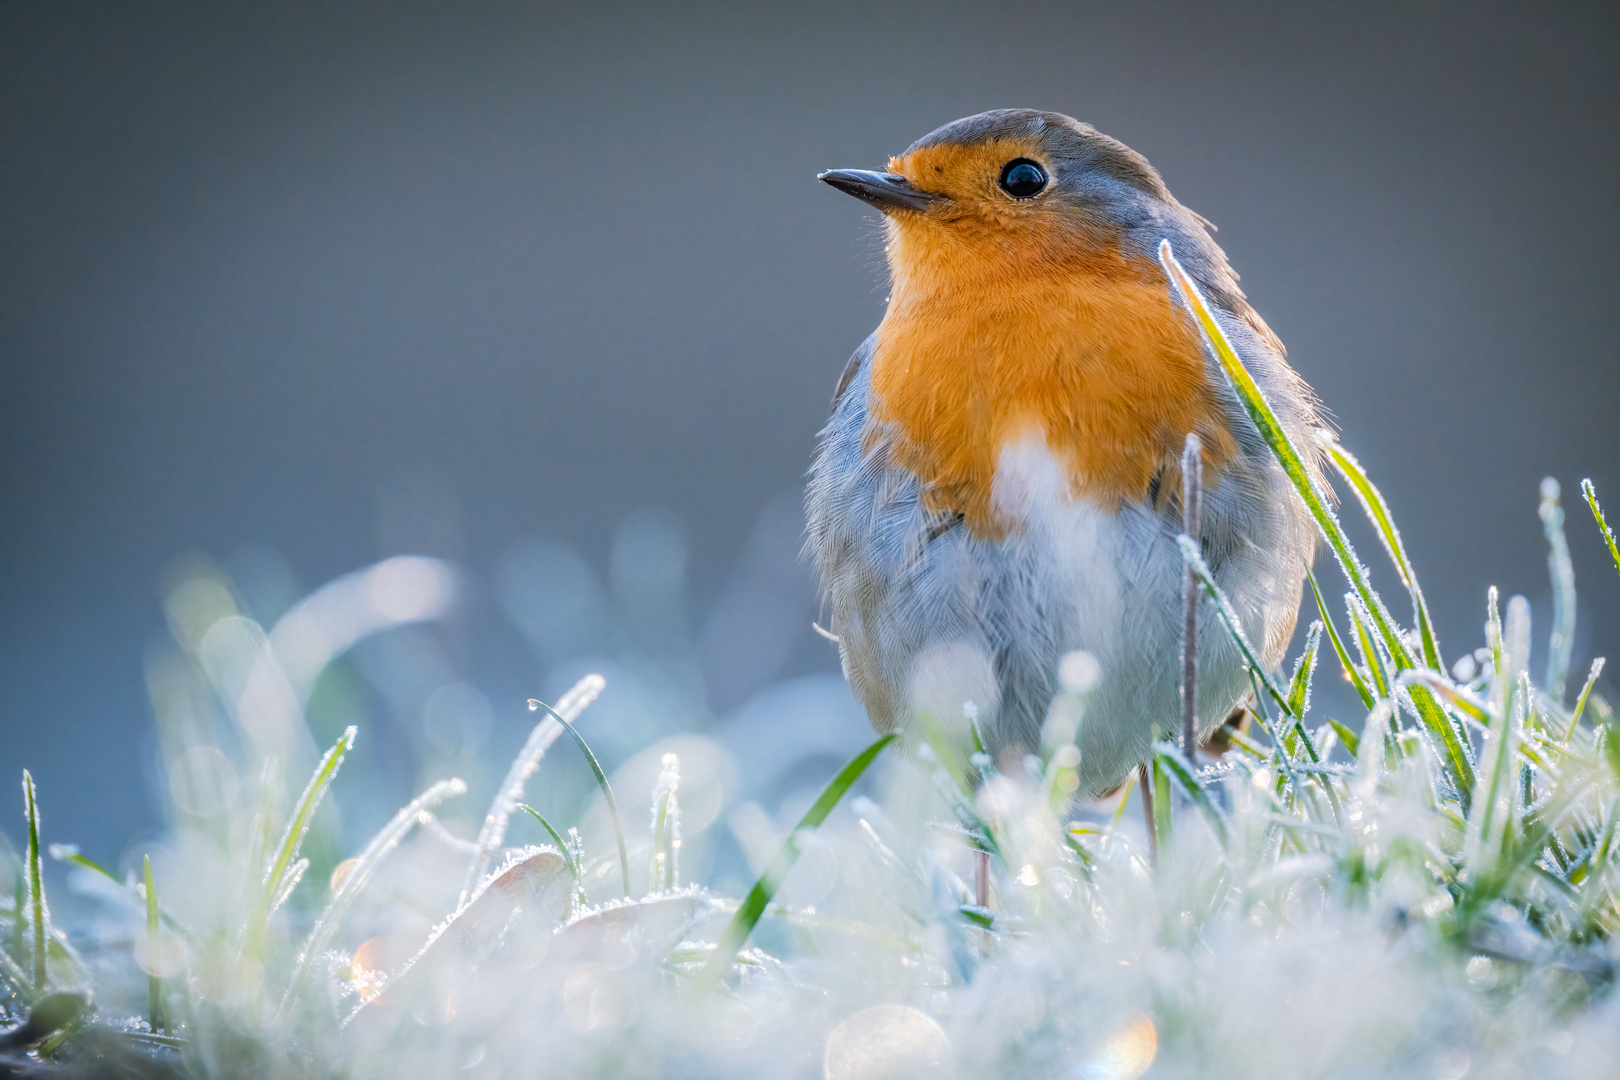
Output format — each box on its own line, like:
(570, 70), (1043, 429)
(1466, 668), (1523, 876)
(517, 804), (583, 896)
(1177, 536), (1290, 716)
(1582, 479), (1620, 582)
(1487, 587), (1507, 718)
(1402, 670), (1492, 727)
(1327, 719), (1361, 757)
(697, 732), (895, 991)
(1563, 658), (1606, 741)
(267, 858), (308, 917)
(48, 843), (195, 938)
(1322, 438), (1443, 671)
(1160, 241), (1471, 804)
(23, 771), (46, 992)
(1180, 538), (1315, 809)
(1308, 565), (1376, 709)
(1346, 595), (1393, 700)
(1151, 755), (1173, 853)
(918, 748), (1005, 862)
(1108, 776), (1135, 832)
(1286, 623), (1323, 725)
(650, 754), (681, 892)
(1061, 827), (1098, 882)
(144, 856), (163, 1035)
(1153, 742), (1230, 848)
(527, 697), (630, 899)
(464, 673), (604, 901)
(283, 776), (466, 1010)
(1541, 478), (1577, 702)
(915, 710), (976, 798)
(264, 726), (354, 907)
(1180, 537), (1339, 815)
(1222, 724), (1272, 759)
(1177, 567), (1343, 823)
(1159, 241), (1397, 655)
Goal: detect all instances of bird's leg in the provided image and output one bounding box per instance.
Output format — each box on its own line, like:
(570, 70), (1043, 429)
(974, 849), (989, 910)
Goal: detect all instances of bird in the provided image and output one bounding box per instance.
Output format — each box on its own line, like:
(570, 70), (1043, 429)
(805, 109), (1323, 796)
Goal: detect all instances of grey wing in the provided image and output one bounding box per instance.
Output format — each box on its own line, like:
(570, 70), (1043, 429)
(830, 342), (865, 411)
(805, 334), (993, 735)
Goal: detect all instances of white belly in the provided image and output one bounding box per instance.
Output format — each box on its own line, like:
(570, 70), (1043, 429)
(807, 360), (1313, 795)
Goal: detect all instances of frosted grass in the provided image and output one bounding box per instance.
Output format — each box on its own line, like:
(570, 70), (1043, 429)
(3, 255), (1620, 1074)
(283, 776), (467, 1011)
(461, 673), (604, 902)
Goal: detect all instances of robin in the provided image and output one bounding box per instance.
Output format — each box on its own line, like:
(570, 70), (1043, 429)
(806, 109), (1322, 795)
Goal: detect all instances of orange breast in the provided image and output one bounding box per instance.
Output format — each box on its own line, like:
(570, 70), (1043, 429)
(868, 240), (1235, 539)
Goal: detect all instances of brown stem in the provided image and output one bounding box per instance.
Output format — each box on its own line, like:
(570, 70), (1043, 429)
(1181, 432), (1203, 761)
(1137, 763), (1157, 869)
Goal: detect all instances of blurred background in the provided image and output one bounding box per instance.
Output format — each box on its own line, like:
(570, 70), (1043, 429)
(3, 1), (1618, 869)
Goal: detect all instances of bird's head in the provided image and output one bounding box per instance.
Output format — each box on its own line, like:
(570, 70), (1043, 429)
(819, 109), (1173, 285)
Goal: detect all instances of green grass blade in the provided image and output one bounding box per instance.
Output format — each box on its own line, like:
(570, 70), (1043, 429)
(465, 673), (604, 902)
(1540, 478), (1577, 701)
(1466, 670), (1523, 876)
(266, 859), (308, 917)
(1322, 438), (1443, 671)
(1183, 546), (1337, 828)
(1486, 586), (1507, 715)
(1402, 670), (1491, 727)
(1160, 242), (1469, 803)
(1563, 658), (1606, 741)
(1151, 756), (1173, 852)
(698, 733), (896, 991)
(1177, 536), (1290, 716)
(1308, 565), (1375, 709)
(1327, 718), (1360, 757)
(1287, 622), (1323, 726)
(517, 804), (583, 893)
(23, 771), (46, 992)
(51, 846), (194, 941)
(528, 698), (630, 898)
(144, 856), (163, 1035)
(1061, 827), (1098, 882)
(1159, 242), (1403, 660)
(918, 748), (1006, 862)
(283, 776), (466, 1010)
(1244, 669), (1286, 763)
(1347, 597), (1392, 699)
(1582, 479), (1620, 582)
(264, 726), (355, 905)
(1108, 776), (1136, 833)
(1153, 742), (1230, 848)
(47, 846), (115, 881)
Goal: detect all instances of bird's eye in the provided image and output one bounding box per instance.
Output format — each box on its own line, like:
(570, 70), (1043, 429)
(998, 159), (1048, 198)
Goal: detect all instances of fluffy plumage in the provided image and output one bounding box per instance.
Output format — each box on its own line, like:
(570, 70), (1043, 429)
(806, 109), (1323, 793)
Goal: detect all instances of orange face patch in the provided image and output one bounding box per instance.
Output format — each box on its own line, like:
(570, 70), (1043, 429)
(883, 140), (1120, 272)
(866, 151), (1234, 538)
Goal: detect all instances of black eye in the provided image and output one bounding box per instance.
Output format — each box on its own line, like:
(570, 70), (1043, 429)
(998, 159), (1048, 198)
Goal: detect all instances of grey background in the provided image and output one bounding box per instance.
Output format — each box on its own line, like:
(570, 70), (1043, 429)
(3, 2), (1618, 854)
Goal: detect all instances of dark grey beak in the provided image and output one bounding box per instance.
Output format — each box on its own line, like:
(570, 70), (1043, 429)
(817, 168), (937, 212)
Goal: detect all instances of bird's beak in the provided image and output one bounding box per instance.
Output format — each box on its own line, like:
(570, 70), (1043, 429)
(817, 169), (938, 213)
